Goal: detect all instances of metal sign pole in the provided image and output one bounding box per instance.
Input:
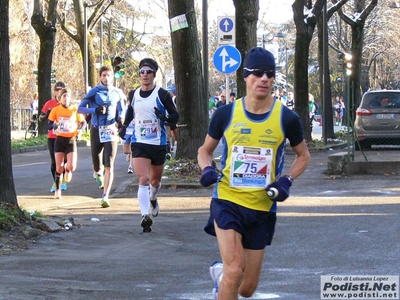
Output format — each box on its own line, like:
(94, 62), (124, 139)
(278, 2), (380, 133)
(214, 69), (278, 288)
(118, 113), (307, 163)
(225, 75), (230, 103)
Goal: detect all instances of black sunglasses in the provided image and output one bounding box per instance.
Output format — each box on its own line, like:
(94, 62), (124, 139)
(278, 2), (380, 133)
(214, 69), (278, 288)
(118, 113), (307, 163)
(140, 69), (154, 74)
(244, 68), (275, 78)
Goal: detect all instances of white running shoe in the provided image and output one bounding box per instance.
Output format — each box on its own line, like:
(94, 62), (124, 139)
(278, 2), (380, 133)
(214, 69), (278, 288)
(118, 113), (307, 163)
(54, 189), (61, 199)
(150, 198), (159, 217)
(127, 166), (134, 174)
(210, 261), (223, 300)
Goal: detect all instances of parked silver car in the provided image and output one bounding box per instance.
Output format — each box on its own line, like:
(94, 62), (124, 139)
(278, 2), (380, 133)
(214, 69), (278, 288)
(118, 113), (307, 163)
(355, 90), (400, 149)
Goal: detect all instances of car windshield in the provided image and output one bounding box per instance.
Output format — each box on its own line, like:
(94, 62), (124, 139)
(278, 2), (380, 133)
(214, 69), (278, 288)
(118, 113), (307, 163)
(362, 93), (400, 109)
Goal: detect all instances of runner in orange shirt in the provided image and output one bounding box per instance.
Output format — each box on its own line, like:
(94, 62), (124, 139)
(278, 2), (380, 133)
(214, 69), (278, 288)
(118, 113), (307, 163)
(48, 88), (86, 199)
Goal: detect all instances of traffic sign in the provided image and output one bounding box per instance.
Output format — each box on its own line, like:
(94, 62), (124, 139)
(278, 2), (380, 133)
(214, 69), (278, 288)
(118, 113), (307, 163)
(217, 16), (235, 45)
(213, 45), (241, 75)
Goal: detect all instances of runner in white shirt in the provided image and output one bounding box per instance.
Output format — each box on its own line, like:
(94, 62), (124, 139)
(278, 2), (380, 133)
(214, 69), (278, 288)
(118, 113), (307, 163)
(119, 58), (179, 233)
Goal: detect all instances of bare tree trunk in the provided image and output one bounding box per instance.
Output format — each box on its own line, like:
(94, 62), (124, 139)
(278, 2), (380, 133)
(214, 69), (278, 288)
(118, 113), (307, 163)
(350, 23), (366, 121)
(0, 0), (18, 206)
(335, 0), (378, 126)
(317, 15), (336, 139)
(168, 0), (206, 159)
(292, 0), (325, 142)
(316, 1), (350, 140)
(31, 0), (58, 135)
(59, 0), (113, 89)
(233, 0), (259, 99)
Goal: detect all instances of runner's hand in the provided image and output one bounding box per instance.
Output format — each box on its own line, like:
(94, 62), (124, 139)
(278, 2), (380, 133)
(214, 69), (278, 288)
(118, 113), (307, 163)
(95, 105), (106, 115)
(118, 125), (126, 140)
(200, 166), (219, 187)
(154, 107), (167, 121)
(266, 177), (292, 202)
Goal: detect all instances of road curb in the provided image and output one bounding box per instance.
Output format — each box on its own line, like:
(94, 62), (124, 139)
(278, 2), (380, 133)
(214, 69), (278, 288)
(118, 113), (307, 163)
(11, 140), (89, 155)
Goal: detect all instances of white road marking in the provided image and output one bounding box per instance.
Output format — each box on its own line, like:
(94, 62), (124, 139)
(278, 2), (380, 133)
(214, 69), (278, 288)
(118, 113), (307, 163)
(13, 162), (47, 168)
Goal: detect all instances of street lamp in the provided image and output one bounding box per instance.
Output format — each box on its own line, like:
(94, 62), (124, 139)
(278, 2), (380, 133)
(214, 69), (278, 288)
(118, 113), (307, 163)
(276, 32), (288, 92)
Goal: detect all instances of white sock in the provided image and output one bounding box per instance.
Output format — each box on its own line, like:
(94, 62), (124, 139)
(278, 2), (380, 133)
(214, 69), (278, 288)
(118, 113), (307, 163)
(149, 183), (161, 200)
(138, 185), (150, 216)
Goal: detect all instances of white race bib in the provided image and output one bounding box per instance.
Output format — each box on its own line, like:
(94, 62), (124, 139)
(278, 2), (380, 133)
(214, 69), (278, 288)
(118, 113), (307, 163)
(57, 117), (73, 133)
(99, 124), (118, 143)
(139, 120), (158, 140)
(229, 145), (273, 188)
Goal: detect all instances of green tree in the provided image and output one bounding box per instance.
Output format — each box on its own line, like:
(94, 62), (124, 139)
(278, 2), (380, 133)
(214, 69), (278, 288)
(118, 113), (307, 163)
(0, 0), (18, 206)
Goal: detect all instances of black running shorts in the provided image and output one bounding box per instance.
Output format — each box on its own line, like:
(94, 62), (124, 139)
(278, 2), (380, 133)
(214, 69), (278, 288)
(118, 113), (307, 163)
(131, 142), (167, 166)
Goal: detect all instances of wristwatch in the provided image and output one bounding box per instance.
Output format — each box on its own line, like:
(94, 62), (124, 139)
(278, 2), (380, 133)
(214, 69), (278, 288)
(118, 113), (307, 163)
(282, 175), (294, 184)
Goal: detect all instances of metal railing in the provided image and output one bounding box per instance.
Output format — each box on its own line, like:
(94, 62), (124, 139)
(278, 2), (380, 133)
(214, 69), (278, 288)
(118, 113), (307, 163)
(11, 108), (32, 131)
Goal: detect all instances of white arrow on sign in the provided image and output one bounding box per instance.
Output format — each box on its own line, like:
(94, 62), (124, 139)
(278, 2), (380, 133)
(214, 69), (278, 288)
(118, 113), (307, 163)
(222, 19), (231, 32)
(219, 48), (239, 72)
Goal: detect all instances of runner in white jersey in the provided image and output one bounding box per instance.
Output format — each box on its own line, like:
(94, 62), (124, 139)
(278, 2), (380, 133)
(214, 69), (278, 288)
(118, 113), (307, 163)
(119, 58), (179, 233)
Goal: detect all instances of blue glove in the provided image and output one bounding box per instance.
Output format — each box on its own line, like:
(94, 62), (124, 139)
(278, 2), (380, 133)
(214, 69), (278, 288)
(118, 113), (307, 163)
(266, 176), (292, 202)
(200, 166), (219, 187)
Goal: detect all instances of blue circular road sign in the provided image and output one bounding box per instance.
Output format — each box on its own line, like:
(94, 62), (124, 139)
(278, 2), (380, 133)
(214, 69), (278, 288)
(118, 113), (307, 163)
(219, 18), (234, 33)
(213, 45), (242, 75)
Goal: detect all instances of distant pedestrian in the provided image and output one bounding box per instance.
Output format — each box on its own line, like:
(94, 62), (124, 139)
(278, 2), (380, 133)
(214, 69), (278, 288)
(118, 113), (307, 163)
(273, 88), (280, 101)
(309, 93), (319, 132)
(277, 89), (287, 105)
(229, 92), (236, 102)
(121, 91), (135, 174)
(286, 91), (295, 111)
(212, 91), (220, 104)
(339, 96), (345, 126)
(30, 93), (39, 120)
(166, 85), (178, 157)
(216, 93), (227, 108)
(209, 94), (217, 119)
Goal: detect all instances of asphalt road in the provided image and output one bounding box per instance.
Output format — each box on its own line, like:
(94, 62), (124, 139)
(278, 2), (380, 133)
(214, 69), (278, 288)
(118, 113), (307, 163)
(2, 145), (400, 299)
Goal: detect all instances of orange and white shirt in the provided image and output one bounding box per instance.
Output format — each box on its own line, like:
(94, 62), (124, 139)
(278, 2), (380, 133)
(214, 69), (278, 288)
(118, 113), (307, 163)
(48, 105), (85, 138)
